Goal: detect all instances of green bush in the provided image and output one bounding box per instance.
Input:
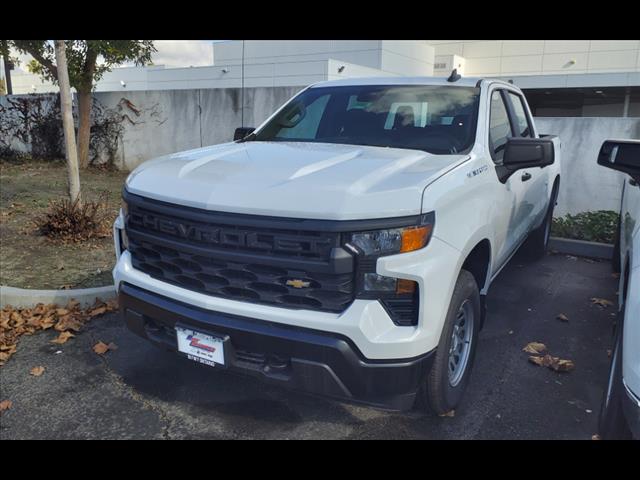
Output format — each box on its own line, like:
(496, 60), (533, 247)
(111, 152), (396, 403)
(551, 210), (619, 244)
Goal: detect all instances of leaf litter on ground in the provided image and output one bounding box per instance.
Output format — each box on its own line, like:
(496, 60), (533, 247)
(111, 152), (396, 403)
(0, 298), (118, 366)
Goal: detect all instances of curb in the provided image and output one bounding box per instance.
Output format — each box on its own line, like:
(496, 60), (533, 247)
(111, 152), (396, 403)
(548, 237), (613, 260)
(0, 284), (116, 309)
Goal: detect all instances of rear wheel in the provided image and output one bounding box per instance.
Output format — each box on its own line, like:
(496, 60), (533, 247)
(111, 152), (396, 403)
(418, 270), (480, 415)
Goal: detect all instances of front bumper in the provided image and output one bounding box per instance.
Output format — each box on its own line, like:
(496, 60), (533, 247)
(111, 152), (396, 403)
(119, 282), (434, 411)
(622, 380), (640, 439)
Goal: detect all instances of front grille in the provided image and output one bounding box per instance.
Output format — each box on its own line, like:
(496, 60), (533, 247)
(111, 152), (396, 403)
(124, 192), (356, 313)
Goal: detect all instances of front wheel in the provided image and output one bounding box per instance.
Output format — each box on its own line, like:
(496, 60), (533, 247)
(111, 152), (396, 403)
(417, 269), (480, 415)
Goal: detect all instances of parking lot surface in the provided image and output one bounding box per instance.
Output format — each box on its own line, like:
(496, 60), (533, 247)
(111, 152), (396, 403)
(0, 252), (619, 439)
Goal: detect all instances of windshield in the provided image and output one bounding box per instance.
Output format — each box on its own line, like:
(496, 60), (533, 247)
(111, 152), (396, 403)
(253, 84), (480, 154)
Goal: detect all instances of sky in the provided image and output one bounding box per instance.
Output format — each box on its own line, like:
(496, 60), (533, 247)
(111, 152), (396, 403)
(148, 40), (216, 67)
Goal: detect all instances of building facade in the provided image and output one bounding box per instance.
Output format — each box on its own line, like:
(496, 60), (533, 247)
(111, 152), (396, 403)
(2, 40), (639, 117)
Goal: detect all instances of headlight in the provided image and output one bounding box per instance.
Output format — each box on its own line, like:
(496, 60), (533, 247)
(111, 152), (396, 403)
(119, 201), (129, 250)
(346, 211), (435, 296)
(347, 212), (434, 257)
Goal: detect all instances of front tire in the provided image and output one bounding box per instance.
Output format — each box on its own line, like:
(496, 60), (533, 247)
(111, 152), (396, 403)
(418, 270), (480, 415)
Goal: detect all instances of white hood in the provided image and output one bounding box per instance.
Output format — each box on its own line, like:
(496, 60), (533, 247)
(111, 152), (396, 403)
(126, 141), (469, 220)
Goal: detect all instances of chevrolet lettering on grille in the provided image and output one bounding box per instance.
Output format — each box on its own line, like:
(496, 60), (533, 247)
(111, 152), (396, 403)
(128, 212), (334, 256)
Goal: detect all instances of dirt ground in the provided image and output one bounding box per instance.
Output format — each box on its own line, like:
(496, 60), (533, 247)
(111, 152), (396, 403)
(0, 160), (128, 289)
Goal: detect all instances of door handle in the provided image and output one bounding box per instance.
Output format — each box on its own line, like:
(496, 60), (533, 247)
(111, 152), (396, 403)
(521, 172), (532, 182)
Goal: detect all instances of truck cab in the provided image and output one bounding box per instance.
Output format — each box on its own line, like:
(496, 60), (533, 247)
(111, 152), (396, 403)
(113, 75), (561, 413)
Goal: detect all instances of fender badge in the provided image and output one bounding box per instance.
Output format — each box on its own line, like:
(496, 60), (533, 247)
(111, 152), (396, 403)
(467, 165), (488, 178)
(286, 279), (311, 289)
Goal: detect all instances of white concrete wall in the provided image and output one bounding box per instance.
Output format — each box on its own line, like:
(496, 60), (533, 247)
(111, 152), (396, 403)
(429, 40), (640, 77)
(535, 117), (640, 216)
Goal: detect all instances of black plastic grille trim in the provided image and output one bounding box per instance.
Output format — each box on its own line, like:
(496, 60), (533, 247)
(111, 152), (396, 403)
(124, 191), (361, 313)
(381, 292), (419, 327)
(129, 236), (355, 312)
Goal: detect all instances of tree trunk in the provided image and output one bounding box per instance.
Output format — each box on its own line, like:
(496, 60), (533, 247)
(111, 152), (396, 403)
(76, 88), (92, 169)
(54, 40), (81, 203)
(2, 52), (12, 95)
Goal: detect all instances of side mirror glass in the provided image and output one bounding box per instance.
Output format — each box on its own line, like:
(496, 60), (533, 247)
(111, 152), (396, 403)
(597, 140), (640, 183)
(234, 127), (255, 141)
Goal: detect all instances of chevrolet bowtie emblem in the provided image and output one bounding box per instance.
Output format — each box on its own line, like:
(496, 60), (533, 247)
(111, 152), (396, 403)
(286, 279), (311, 289)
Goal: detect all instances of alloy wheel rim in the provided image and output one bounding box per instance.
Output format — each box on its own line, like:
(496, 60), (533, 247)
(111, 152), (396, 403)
(448, 299), (474, 387)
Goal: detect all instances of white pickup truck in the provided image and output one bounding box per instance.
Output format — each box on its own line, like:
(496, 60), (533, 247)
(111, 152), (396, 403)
(113, 74), (561, 413)
(597, 139), (640, 439)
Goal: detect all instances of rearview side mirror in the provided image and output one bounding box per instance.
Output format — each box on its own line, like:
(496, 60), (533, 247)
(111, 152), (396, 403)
(234, 127), (255, 141)
(496, 137), (555, 182)
(597, 139), (640, 184)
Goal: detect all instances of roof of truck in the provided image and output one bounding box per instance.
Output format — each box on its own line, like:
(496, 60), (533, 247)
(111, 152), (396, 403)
(309, 76), (514, 89)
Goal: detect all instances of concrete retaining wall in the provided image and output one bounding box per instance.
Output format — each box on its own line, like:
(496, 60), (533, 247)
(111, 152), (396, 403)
(535, 117), (640, 216)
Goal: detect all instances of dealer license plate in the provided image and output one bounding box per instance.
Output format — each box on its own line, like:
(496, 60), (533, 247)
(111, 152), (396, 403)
(176, 327), (225, 367)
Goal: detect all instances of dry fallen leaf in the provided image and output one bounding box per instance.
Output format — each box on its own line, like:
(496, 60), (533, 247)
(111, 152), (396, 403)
(439, 410), (455, 418)
(93, 341), (117, 355)
(0, 399), (12, 413)
(591, 434), (601, 440)
(591, 297), (614, 308)
(556, 313), (569, 322)
(529, 354), (575, 372)
(29, 366), (45, 376)
(51, 331), (75, 344)
(553, 359), (575, 372)
(523, 342), (547, 354)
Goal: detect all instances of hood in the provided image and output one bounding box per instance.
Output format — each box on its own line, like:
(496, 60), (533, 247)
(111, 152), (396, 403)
(125, 141), (469, 220)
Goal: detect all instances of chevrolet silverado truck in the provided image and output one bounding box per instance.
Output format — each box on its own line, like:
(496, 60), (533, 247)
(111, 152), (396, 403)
(597, 139), (640, 440)
(113, 74), (561, 413)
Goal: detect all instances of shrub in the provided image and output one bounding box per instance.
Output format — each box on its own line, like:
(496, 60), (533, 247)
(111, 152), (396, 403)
(551, 210), (619, 244)
(35, 193), (111, 242)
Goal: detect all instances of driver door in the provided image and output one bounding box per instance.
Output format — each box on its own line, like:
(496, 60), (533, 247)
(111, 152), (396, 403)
(488, 88), (531, 269)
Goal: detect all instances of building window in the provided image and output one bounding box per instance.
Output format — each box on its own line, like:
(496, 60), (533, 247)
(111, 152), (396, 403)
(522, 87), (640, 118)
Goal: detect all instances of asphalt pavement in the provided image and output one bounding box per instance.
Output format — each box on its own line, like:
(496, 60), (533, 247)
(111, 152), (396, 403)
(0, 251), (619, 439)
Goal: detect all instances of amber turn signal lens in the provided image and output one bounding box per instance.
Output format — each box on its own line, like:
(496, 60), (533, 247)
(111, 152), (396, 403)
(400, 225), (432, 253)
(396, 279), (417, 294)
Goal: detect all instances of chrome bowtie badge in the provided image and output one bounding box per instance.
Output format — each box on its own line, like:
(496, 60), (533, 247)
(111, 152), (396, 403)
(286, 279), (311, 289)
